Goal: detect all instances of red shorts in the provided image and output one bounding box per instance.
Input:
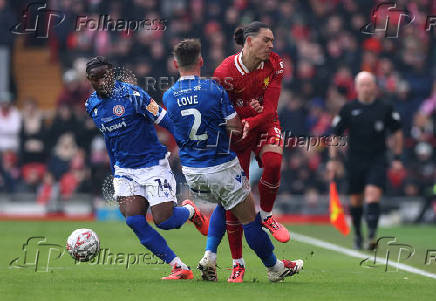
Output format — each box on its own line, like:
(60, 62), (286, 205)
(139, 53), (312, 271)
(231, 122), (283, 174)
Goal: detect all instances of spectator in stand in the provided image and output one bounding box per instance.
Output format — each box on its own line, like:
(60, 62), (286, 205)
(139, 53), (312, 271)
(47, 133), (77, 182)
(0, 93), (21, 152)
(89, 136), (111, 196)
(57, 69), (90, 109)
(38, 133), (80, 206)
(46, 103), (81, 152)
(19, 98), (47, 192)
(0, 0), (16, 95)
(0, 92), (21, 193)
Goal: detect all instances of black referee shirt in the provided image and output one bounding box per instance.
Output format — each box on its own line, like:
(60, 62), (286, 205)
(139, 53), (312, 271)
(331, 99), (402, 158)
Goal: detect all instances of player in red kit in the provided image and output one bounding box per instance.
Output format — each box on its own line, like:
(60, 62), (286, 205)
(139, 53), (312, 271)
(210, 21), (290, 282)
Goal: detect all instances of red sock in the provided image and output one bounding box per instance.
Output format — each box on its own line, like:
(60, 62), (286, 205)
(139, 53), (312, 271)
(258, 152), (282, 213)
(226, 210), (243, 260)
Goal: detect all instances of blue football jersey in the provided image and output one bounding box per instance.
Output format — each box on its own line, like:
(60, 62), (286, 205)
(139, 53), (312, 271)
(85, 81), (168, 172)
(163, 75), (237, 168)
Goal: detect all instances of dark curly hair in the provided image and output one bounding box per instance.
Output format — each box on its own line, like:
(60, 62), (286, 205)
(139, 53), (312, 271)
(234, 21), (270, 46)
(86, 56), (113, 74)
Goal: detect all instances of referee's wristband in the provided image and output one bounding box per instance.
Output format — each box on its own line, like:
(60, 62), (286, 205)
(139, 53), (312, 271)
(393, 154), (403, 161)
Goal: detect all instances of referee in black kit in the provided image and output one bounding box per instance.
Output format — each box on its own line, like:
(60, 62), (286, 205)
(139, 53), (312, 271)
(327, 71), (404, 250)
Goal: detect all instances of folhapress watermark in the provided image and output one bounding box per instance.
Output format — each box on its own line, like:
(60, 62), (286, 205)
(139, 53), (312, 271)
(10, 2), (167, 38)
(9, 236), (65, 272)
(361, 2), (436, 38)
(360, 236), (436, 272)
(10, 2), (65, 38)
(75, 15), (167, 34)
(9, 236), (165, 272)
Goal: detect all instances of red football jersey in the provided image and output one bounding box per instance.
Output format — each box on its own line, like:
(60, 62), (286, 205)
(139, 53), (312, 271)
(213, 51), (284, 130)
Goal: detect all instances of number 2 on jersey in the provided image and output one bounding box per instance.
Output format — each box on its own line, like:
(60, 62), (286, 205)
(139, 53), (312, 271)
(181, 108), (208, 141)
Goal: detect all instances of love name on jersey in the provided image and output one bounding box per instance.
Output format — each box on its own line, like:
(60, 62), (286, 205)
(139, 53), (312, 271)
(177, 95), (198, 107)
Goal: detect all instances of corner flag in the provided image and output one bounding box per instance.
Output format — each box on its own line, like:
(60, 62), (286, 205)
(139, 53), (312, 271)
(329, 181), (350, 236)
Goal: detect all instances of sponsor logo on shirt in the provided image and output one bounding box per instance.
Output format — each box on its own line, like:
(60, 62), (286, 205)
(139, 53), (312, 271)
(100, 121), (127, 133)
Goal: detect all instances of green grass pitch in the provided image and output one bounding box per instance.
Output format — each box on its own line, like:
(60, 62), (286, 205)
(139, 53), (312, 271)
(1, 221), (435, 301)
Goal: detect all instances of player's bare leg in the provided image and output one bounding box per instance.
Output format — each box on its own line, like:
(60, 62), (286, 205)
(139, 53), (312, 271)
(364, 185), (382, 251)
(230, 193), (303, 282)
(258, 144), (290, 243)
(119, 196), (193, 280)
(350, 194), (364, 249)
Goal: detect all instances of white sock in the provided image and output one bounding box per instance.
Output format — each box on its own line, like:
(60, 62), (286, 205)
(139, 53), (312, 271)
(183, 204), (195, 219)
(169, 256), (188, 270)
(232, 258), (245, 267)
(260, 210), (272, 221)
(268, 259), (284, 272)
(204, 250), (217, 263)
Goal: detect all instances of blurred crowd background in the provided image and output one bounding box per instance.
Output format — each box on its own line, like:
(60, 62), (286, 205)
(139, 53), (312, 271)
(0, 0), (435, 218)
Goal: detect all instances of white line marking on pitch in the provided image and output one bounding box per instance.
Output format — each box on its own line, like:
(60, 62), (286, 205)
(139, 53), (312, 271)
(291, 232), (436, 280)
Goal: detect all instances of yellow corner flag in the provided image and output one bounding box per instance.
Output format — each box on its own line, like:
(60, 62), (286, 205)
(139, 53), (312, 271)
(329, 181), (350, 236)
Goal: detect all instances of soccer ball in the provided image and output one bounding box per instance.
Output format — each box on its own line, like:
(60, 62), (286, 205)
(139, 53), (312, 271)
(66, 229), (100, 262)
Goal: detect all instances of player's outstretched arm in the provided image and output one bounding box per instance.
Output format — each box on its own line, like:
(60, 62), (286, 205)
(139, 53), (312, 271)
(132, 87), (174, 134)
(219, 83), (242, 143)
(226, 115), (243, 144)
(391, 130), (404, 170)
(104, 137), (116, 175)
(386, 103), (403, 169)
(244, 63), (284, 130)
(328, 105), (350, 181)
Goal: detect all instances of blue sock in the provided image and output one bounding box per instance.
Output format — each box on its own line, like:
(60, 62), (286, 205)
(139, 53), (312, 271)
(242, 213), (277, 267)
(126, 215), (176, 264)
(206, 205), (226, 253)
(156, 206), (190, 230)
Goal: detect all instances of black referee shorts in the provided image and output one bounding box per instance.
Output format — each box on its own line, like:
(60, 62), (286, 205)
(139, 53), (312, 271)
(345, 154), (387, 195)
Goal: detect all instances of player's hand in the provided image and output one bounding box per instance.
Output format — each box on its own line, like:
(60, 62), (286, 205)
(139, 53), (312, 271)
(241, 119), (250, 140)
(249, 99), (263, 114)
(391, 160), (404, 171)
(327, 160), (340, 181)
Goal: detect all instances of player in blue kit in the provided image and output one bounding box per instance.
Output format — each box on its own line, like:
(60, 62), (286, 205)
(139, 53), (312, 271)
(163, 39), (303, 282)
(84, 56), (209, 280)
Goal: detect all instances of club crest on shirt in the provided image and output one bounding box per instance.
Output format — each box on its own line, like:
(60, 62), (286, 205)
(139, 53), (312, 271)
(235, 99), (244, 107)
(113, 105), (125, 116)
(351, 109), (361, 116)
(375, 120), (384, 131)
(146, 99), (159, 116)
(263, 77), (270, 88)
